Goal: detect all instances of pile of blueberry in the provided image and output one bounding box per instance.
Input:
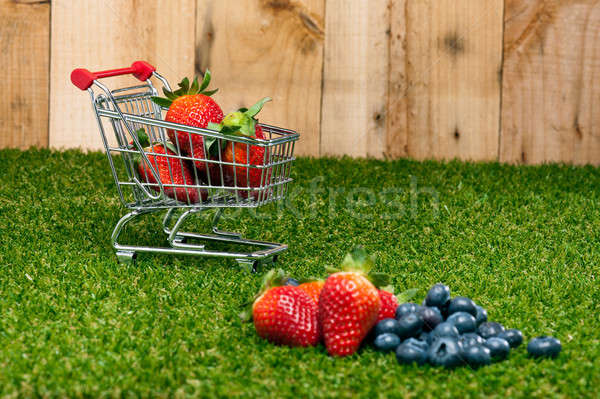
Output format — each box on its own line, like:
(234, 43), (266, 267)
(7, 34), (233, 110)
(372, 284), (562, 368)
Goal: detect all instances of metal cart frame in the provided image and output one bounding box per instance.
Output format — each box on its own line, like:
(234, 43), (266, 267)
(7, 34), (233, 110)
(71, 61), (299, 271)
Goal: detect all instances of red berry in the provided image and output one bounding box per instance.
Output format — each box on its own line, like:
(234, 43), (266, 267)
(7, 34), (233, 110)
(377, 290), (399, 322)
(253, 286), (319, 347)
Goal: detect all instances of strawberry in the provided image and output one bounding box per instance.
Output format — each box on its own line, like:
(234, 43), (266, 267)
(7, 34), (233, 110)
(207, 98), (272, 199)
(318, 248), (388, 357)
(377, 287), (399, 322)
(133, 129), (206, 204)
(151, 71), (223, 174)
(244, 270), (319, 347)
(297, 280), (325, 306)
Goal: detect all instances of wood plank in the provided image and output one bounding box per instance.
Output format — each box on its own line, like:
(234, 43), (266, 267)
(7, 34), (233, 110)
(49, 0), (195, 150)
(0, 0), (50, 149)
(387, 0), (408, 158)
(396, 0), (504, 161)
(500, 0), (600, 165)
(196, 0), (325, 157)
(320, 0), (390, 158)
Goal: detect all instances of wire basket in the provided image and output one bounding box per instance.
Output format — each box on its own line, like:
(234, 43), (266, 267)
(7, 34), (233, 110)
(72, 61), (299, 271)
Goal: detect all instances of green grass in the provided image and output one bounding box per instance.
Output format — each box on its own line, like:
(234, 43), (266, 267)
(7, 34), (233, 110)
(1, 148), (599, 398)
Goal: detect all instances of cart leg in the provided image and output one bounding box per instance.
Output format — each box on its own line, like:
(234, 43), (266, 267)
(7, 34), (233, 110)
(236, 258), (259, 273)
(212, 208), (242, 238)
(116, 250), (137, 265)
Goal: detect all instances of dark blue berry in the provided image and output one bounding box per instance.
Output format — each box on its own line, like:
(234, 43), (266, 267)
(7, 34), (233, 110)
(418, 331), (431, 343)
(425, 283), (451, 309)
(427, 337), (463, 368)
(478, 322), (505, 339)
(374, 333), (401, 353)
(418, 306), (443, 331)
(431, 322), (459, 340)
(374, 318), (401, 337)
(475, 305), (488, 326)
(462, 345), (491, 368)
(458, 332), (485, 349)
(395, 303), (419, 320)
(283, 277), (300, 286)
(447, 296), (477, 317)
(498, 329), (523, 348)
(396, 338), (429, 365)
(397, 312), (424, 339)
(446, 312), (477, 334)
(527, 336), (561, 358)
(484, 337), (510, 359)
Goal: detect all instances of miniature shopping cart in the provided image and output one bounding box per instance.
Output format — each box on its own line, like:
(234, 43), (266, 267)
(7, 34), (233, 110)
(71, 61), (298, 272)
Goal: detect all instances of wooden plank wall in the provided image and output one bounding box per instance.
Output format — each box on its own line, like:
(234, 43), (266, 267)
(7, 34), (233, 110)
(2, 0), (600, 165)
(0, 0), (50, 149)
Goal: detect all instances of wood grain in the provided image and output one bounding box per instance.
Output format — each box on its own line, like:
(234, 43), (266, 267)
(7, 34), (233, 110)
(387, 0), (408, 158)
(196, 0), (325, 157)
(320, 0), (390, 158)
(49, 0), (195, 150)
(0, 0), (50, 149)
(395, 0), (504, 161)
(500, 0), (600, 165)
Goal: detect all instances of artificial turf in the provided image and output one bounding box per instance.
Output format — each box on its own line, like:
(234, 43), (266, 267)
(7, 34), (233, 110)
(0, 148), (599, 398)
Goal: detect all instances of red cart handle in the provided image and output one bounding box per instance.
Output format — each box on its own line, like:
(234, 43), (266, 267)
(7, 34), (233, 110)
(71, 61), (156, 90)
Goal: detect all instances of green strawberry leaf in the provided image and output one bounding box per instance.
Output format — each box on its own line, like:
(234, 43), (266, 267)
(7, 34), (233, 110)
(396, 288), (419, 304)
(245, 97), (272, 118)
(205, 137), (220, 158)
(237, 107), (248, 113)
(207, 122), (222, 131)
(368, 272), (390, 289)
(150, 96), (172, 108)
(202, 88), (218, 97)
(162, 140), (178, 155)
(189, 76), (200, 95)
(178, 77), (190, 93)
(239, 117), (256, 137)
(134, 128), (150, 148)
(220, 125), (241, 135)
(162, 87), (177, 101)
(199, 69), (211, 92)
(341, 246), (376, 273)
(172, 87), (185, 97)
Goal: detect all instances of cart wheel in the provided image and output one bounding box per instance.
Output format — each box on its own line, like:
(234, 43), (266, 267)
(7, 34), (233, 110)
(236, 258), (259, 273)
(116, 250), (137, 265)
(272, 255), (279, 264)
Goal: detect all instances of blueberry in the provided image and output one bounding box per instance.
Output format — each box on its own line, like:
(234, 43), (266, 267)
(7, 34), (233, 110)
(283, 277), (300, 286)
(446, 312), (477, 334)
(475, 305), (488, 326)
(418, 306), (443, 331)
(404, 337), (429, 352)
(447, 296), (477, 317)
(418, 331), (431, 343)
(397, 312), (424, 339)
(458, 332), (485, 349)
(396, 338), (429, 365)
(527, 336), (562, 358)
(374, 333), (401, 353)
(374, 318), (401, 337)
(484, 337), (510, 359)
(462, 345), (491, 368)
(425, 283), (451, 309)
(427, 337), (463, 368)
(478, 322), (505, 339)
(431, 322), (459, 340)
(395, 303), (419, 320)
(498, 329), (523, 348)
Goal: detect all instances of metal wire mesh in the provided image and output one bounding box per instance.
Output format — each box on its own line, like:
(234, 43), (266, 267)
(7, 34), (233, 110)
(90, 79), (298, 210)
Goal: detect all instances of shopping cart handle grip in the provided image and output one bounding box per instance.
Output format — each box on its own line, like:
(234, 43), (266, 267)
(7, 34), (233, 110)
(71, 61), (156, 90)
